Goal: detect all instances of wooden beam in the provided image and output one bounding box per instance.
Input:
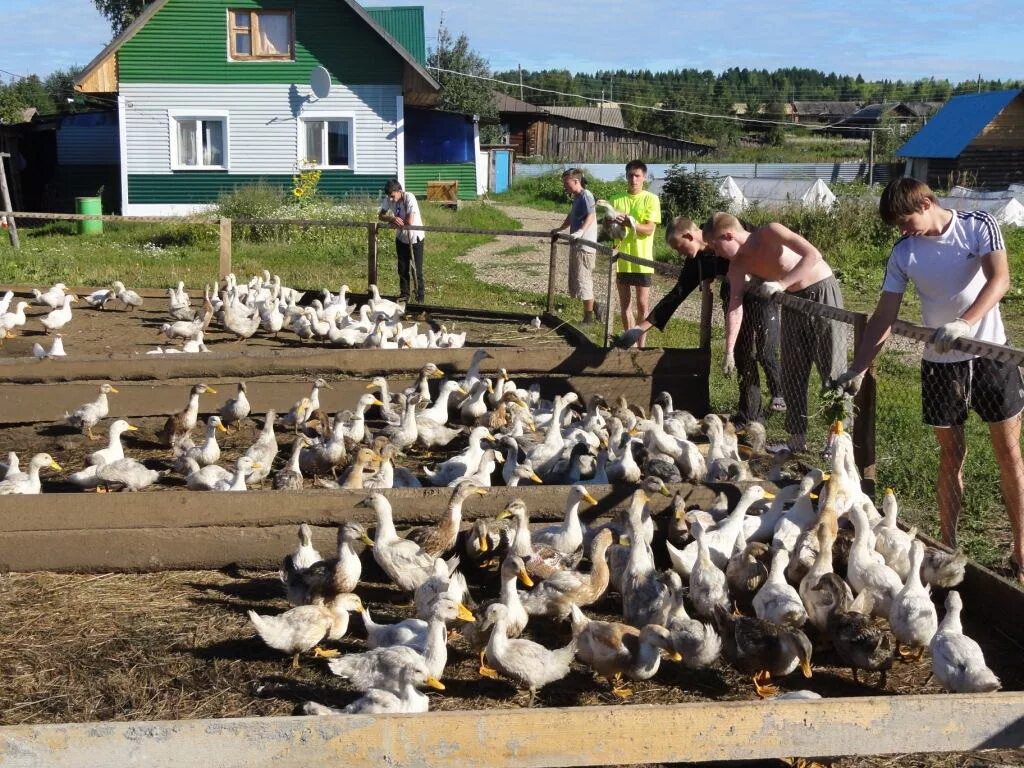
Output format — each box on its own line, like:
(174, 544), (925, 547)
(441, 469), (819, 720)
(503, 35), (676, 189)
(75, 52), (118, 93)
(0, 152), (19, 249)
(219, 217), (232, 279)
(1, 694), (1022, 768)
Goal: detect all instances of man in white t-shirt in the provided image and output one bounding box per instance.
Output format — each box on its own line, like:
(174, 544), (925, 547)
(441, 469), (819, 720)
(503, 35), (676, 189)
(834, 178), (1024, 582)
(552, 168), (599, 323)
(378, 179), (425, 302)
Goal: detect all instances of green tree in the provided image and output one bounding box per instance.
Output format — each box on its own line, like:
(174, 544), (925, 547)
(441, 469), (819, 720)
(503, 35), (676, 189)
(45, 67), (86, 113)
(93, 0), (148, 35)
(426, 19), (499, 141)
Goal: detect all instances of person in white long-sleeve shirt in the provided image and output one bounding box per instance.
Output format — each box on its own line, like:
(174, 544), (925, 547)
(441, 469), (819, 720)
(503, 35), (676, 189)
(835, 178), (1024, 582)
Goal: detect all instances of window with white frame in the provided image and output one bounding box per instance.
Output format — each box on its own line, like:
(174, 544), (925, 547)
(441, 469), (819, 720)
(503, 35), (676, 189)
(170, 114), (228, 170)
(301, 117), (353, 169)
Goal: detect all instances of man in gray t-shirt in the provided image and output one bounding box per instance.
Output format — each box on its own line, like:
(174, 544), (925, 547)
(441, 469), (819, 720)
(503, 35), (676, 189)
(553, 168), (599, 323)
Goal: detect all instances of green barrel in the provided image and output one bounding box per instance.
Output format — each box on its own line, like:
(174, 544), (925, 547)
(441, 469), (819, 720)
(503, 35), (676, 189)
(75, 196), (103, 235)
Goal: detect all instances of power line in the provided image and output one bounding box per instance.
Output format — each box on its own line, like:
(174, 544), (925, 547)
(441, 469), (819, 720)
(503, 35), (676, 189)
(429, 66), (888, 132)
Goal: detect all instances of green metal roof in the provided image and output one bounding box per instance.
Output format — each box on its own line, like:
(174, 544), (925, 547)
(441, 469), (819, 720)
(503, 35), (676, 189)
(365, 6), (426, 66)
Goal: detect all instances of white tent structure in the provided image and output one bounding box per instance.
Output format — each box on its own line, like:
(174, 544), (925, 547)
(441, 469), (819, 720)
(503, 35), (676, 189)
(938, 196), (1024, 227)
(716, 176), (837, 212)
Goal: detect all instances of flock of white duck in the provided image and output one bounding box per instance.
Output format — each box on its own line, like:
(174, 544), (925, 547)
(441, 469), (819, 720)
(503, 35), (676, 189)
(1, 274), (471, 358)
(237, 422), (1000, 715)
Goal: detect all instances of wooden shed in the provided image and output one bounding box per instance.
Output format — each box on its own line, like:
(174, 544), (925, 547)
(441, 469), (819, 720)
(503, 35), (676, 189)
(898, 89), (1024, 189)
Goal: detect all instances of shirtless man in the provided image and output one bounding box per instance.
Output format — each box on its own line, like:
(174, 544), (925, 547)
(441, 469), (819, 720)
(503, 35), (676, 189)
(706, 212), (846, 451)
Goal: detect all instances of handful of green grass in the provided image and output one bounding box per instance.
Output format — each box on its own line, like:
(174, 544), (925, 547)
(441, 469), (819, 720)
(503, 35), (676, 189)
(817, 383), (856, 425)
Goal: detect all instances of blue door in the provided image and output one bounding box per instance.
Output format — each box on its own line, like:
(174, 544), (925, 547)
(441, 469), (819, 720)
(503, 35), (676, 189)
(493, 150), (511, 193)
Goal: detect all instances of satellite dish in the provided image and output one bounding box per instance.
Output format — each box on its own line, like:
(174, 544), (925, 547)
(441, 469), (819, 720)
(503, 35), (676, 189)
(309, 66), (332, 100)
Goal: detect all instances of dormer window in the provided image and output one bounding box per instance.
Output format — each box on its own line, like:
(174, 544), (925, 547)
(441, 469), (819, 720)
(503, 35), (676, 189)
(229, 9), (294, 60)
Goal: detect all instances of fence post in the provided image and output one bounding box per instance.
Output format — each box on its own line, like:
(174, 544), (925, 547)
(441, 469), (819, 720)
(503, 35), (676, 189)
(0, 153), (19, 250)
(218, 218), (232, 280)
(367, 223), (378, 289)
(852, 314), (877, 497)
(602, 249), (616, 349)
(546, 233), (560, 314)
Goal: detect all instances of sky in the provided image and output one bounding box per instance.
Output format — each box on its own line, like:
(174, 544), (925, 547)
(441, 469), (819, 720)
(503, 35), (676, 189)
(3, 0), (1022, 89)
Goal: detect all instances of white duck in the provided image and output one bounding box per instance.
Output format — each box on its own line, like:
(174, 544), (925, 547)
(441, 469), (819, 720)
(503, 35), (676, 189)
(847, 502), (903, 618)
(873, 488), (917, 580)
(889, 539), (938, 659)
(423, 426), (495, 487)
(32, 335), (67, 359)
(39, 294), (77, 333)
(929, 591), (1001, 693)
(64, 383), (117, 440)
(218, 382), (251, 431)
(1, 301), (30, 337)
(248, 592), (363, 668)
(89, 419), (138, 466)
(32, 283), (67, 308)
(181, 415), (227, 467)
(752, 548), (807, 627)
(531, 484), (597, 557)
(0, 453), (62, 495)
(111, 280), (143, 310)
(667, 485), (769, 578)
(83, 288), (114, 309)
(360, 493), (438, 591)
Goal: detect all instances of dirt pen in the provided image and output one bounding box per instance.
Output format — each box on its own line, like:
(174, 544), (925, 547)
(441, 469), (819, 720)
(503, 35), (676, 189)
(1, 211), (1023, 767)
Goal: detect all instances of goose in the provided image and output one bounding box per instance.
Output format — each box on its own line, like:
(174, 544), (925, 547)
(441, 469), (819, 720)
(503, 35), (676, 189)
(752, 548), (807, 627)
(283, 523), (371, 605)
(0, 453), (62, 495)
(481, 602), (576, 703)
(89, 419), (138, 466)
(218, 382), (251, 431)
(180, 415), (226, 467)
(39, 294), (77, 333)
(929, 591), (1001, 693)
(111, 280), (143, 310)
(32, 283), (67, 308)
(64, 383), (117, 440)
(248, 592), (363, 668)
(889, 540), (938, 660)
(159, 383), (216, 448)
(360, 493), (438, 592)
(570, 605), (679, 699)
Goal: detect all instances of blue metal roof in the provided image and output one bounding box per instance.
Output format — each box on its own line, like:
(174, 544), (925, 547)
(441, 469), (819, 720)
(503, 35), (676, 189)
(897, 89), (1022, 159)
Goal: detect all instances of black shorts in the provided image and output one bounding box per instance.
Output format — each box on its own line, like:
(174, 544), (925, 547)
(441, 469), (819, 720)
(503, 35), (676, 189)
(616, 272), (652, 287)
(921, 357), (1024, 427)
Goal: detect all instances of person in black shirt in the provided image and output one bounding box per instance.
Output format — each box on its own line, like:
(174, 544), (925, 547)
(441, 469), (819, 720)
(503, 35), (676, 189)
(616, 216), (785, 424)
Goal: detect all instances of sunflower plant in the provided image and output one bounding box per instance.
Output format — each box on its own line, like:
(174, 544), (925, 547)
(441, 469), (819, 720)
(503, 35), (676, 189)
(292, 162), (323, 207)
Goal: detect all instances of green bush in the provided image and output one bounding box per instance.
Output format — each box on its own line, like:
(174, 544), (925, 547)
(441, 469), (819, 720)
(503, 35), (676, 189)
(497, 170), (628, 211)
(216, 182), (286, 241)
(658, 167), (729, 223)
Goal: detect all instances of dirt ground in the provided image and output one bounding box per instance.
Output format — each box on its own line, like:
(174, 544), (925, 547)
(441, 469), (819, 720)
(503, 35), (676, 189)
(0, 560), (1020, 767)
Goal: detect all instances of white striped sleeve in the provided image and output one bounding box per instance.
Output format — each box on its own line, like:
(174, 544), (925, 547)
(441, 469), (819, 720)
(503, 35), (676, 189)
(961, 210), (1005, 255)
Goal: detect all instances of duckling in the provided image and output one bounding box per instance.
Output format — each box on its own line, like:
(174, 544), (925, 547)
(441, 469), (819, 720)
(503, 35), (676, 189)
(64, 383), (117, 441)
(0, 453), (62, 495)
(218, 382), (251, 431)
(89, 419), (138, 466)
(689, 523), (731, 621)
(461, 554), (533, 678)
(248, 592), (363, 668)
(308, 655), (443, 715)
(273, 436), (308, 490)
(889, 540), (938, 661)
(481, 603), (576, 703)
(812, 573), (894, 686)
(714, 605), (814, 698)
(929, 591), (1001, 693)
(360, 493), (438, 592)
(159, 383), (216, 448)
(665, 589), (723, 670)
(570, 605), (680, 698)
(94, 458), (160, 492)
(283, 523), (371, 605)
(288, 523), (322, 570)
(752, 548), (807, 627)
(180, 415), (226, 468)
(520, 528), (613, 620)
(406, 482), (488, 557)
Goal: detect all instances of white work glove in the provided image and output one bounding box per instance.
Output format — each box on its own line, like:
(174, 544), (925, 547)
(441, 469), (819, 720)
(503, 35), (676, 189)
(722, 351), (736, 377)
(832, 369), (864, 396)
(932, 318), (972, 353)
(754, 281), (784, 299)
(615, 327), (644, 349)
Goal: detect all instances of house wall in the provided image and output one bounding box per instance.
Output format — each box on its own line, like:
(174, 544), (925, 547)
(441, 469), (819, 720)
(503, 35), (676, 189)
(117, 0), (403, 86)
(120, 82), (399, 213)
(526, 117), (709, 163)
(404, 163), (477, 200)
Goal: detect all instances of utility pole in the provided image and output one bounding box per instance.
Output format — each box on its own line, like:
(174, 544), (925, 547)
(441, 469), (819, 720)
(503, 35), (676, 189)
(518, 64), (524, 101)
(610, 75), (614, 102)
(868, 131), (875, 185)
(977, 74), (982, 93)
(0, 152), (19, 250)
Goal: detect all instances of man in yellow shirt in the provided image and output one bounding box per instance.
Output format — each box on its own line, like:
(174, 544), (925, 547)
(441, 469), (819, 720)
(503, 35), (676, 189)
(609, 160), (661, 348)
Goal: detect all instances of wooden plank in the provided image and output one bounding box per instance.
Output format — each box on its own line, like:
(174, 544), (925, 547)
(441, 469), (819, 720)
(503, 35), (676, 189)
(218, 217), (232, 279)
(546, 233), (558, 314)
(2, 694), (1022, 768)
(367, 223), (378, 288)
(75, 52), (118, 93)
(0, 152), (19, 250)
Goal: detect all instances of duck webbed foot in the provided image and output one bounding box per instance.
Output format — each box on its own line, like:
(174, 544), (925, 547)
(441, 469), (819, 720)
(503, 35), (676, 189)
(312, 646), (340, 660)
(608, 675), (633, 699)
(752, 670), (778, 698)
(478, 650), (500, 679)
(897, 644), (924, 662)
